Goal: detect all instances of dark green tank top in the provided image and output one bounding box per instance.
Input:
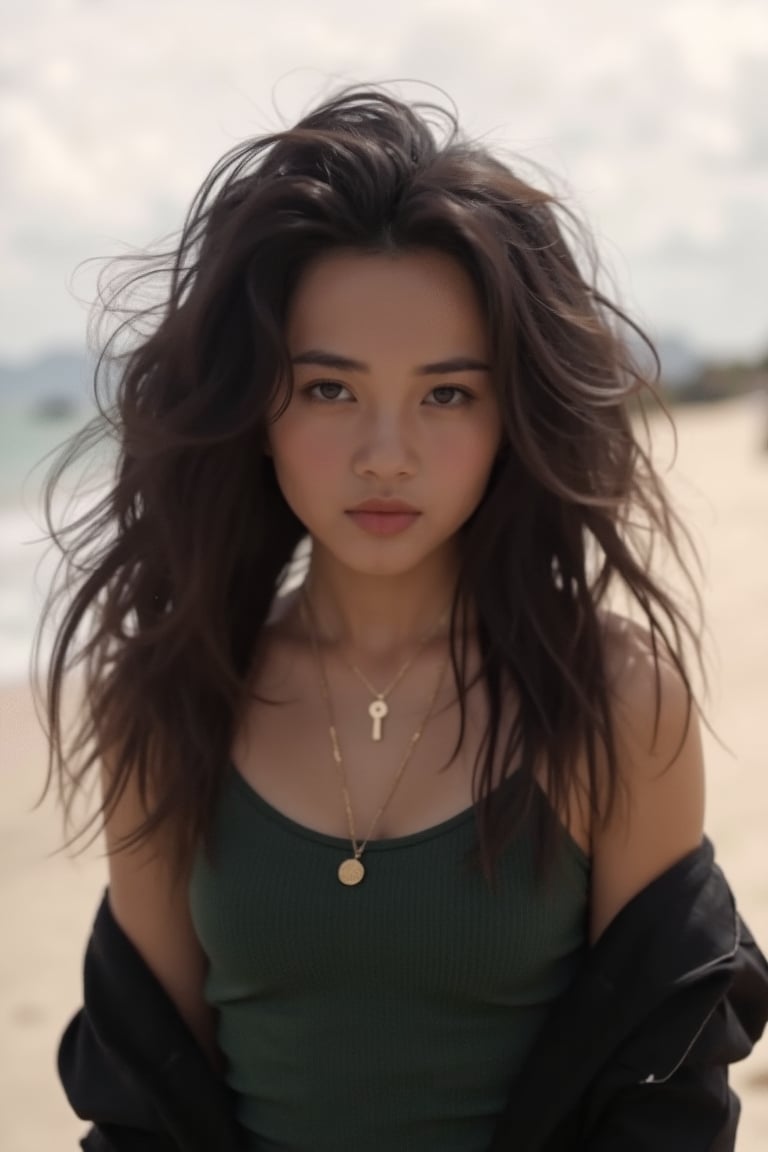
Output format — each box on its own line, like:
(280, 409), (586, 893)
(189, 765), (589, 1152)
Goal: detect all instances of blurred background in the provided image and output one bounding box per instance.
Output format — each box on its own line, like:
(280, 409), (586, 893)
(1, 1), (767, 1148)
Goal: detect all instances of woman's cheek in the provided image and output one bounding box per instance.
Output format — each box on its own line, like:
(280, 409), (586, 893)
(273, 421), (345, 488)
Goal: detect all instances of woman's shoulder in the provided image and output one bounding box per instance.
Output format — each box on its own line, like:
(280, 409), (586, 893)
(598, 609), (693, 727)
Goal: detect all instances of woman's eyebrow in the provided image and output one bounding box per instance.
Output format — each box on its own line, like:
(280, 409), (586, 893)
(291, 350), (490, 374)
(416, 356), (490, 376)
(291, 350), (367, 372)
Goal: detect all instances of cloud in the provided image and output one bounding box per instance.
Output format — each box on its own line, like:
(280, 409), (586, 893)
(1, 0), (767, 358)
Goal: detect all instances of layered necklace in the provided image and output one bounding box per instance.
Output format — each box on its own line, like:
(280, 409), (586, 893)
(301, 589), (450, 886)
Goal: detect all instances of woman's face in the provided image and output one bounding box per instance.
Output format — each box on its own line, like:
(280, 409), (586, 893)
(268, 248), (503, 579)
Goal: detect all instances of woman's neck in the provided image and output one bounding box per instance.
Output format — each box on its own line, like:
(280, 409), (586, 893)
(300, 549), (459, 659)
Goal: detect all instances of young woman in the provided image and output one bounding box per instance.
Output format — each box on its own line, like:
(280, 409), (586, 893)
(41, 88), (767, 1151)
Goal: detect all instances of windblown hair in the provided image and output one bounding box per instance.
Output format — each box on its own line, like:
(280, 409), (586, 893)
(37, 87), (701, 878)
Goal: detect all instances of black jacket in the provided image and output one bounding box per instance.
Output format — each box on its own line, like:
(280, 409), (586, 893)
(60, 838), (768, 1152)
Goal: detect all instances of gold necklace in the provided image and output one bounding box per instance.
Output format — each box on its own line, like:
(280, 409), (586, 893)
(302, 595), (449, 886)
(303, 592), (448, 742)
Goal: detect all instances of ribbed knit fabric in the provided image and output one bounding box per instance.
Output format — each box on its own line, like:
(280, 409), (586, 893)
(189, 765), (589, 1152)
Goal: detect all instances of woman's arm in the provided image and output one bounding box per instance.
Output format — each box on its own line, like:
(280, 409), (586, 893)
(103, 761), (220, 1068)
(590, 627), (706, 945)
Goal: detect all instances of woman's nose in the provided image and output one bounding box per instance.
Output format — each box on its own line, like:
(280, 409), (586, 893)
(351, 409), (418, 480)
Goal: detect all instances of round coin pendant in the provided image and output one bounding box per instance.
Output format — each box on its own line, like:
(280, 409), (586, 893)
(338, 857), (365, 886)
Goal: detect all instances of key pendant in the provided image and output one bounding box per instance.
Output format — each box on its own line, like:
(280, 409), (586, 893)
(368, 699), (388, 741)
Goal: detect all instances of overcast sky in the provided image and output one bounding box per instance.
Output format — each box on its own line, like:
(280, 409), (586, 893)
(2, 0), (767, 362)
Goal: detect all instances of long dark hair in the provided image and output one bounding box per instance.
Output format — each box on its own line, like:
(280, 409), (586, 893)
(36, 87), (701, 878)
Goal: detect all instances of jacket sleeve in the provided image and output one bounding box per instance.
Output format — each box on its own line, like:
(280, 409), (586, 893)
(577, 921), (768, 1152)
(578, 1041), (740, 1151)
(79, 1125), (182, 1152)
(57, 893), (244, 1152)
(582, 1072), (740, 1152)
(59, 1003), (181, 1152)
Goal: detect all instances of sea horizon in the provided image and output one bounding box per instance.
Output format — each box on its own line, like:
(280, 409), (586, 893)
(0, 401), (99, 685)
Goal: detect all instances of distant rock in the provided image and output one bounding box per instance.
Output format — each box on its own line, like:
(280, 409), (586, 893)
(625, 330), (704, 392)
(31, 394), (81, 422)
(655, 335), (705, 391)
(0, 349), (92, 411)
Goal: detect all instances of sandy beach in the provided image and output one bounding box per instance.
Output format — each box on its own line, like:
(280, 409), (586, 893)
(1, 393), (767, 1150)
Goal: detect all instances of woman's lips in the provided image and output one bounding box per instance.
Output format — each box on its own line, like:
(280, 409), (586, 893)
(345, 510), (421, 536)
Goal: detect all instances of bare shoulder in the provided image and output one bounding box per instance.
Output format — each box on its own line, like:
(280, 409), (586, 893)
(599, 611), (700, 767)
(103, 759), (218, 1064)
(589, 612), (706, 944)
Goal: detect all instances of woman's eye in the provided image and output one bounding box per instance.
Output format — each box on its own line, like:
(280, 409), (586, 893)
(427, 386), (472, 407)
(302, 382), (472, 406)
(307, 381), (352, 402)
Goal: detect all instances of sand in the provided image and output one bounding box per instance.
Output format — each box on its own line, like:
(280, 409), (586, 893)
(1, 392), (767, 1150)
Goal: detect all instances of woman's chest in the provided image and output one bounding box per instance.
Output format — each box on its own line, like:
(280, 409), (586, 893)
(232, 653), (492, 842)
(191, 774), (590, 1002)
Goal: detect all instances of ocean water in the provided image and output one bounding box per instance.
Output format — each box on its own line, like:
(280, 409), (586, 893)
(0, 401), (309, 687)
(0, 403), (101, 684)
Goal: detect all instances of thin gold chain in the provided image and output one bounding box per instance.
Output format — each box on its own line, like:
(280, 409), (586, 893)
(302, 591), (449, 859)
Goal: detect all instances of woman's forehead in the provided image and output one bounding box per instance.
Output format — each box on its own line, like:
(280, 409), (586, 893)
(286, 248), (490, 362)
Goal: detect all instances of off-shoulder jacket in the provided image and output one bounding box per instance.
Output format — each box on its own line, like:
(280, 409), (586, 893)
(59, 838), (768, 1151)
